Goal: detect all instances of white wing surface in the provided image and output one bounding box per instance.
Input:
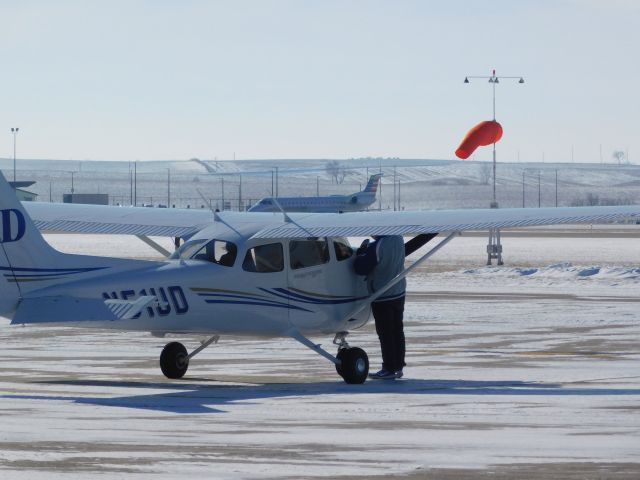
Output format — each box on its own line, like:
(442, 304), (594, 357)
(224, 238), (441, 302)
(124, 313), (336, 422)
(25, 202), (213, 238)
(251, 205), (640, 238)
(23, 202), (640, 240)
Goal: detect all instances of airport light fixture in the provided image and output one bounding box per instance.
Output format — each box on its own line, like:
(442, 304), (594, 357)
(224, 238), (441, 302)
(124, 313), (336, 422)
(10, 127), (19, 183)
(464, 70), (524, 265)
(463, 70), (525, 207)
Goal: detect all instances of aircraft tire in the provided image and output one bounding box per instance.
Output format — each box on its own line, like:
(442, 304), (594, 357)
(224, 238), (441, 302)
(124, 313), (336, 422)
(336, 347), (369, 384)
(160, 341), (189, 379)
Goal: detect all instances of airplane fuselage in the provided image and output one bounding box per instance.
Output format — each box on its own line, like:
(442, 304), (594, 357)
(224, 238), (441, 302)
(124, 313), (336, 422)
(248, 193), (377, 213)
(13, 235), (372, 337)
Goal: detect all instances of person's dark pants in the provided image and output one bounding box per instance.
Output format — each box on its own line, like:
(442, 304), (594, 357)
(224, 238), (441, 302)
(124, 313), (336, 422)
(372, 297), (406, 372)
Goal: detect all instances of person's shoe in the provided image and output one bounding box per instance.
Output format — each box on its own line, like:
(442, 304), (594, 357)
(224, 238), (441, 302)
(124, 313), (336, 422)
(369, 369), (401, 380)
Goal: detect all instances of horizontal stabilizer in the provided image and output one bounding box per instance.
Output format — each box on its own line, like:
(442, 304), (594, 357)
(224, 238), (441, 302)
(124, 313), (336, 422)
(105, 296), (158, 320)
(11, 295), (157, 325)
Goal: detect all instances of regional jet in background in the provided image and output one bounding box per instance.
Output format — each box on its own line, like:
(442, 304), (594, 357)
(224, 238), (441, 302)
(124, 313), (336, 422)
(248, 173), (382, 213)
(3, 171), (639, 384)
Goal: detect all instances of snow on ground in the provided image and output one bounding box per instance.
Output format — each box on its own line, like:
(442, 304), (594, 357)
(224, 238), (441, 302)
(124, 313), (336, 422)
(0, 233), (639, 478)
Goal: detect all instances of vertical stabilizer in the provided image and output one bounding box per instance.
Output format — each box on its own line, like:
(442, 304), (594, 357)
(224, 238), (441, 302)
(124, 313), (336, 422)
(363, 173), (382, 194)
(0, 171), (66, 313)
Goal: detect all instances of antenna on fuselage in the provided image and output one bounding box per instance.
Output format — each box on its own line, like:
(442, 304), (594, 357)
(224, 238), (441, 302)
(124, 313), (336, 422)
(271, 197), (316, 238)
(271, 197), (293, 223)
(196, 188), (241, 236)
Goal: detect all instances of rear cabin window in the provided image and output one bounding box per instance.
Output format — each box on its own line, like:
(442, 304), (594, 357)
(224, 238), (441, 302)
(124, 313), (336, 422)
(191, 239), (237, 267)
(289, 238), (330, 270)
(333, 237), (353, 261)
(242, 243), (284, 273)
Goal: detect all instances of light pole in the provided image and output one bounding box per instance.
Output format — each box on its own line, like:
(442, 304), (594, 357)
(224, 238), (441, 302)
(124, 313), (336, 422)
(167, 168), (171, 207)
(464, 70), (524, 207)
(238, 173), (242, 211)
(10, 127), (19, 183)
(464, 69), (524, 265)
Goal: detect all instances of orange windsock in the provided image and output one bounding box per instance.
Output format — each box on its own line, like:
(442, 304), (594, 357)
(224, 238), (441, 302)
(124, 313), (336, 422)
(455, 120), (503, 159)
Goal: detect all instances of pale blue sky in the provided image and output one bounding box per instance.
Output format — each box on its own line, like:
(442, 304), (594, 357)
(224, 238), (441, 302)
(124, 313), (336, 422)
(1, 0), (638, 163)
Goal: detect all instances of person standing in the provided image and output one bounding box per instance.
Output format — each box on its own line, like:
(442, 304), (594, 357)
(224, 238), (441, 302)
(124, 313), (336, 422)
(354, 235), (406, 380)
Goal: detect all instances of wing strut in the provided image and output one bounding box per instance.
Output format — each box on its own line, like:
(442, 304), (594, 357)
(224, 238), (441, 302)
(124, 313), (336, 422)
(136, 235), (172, 257)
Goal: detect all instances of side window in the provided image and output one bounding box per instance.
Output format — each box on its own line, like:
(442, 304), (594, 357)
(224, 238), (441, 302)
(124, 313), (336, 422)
(192, 240), (237, 267)
(289, 238), (330, 270)
(333, 237), (353, 261)
(242, 243), (284, 273)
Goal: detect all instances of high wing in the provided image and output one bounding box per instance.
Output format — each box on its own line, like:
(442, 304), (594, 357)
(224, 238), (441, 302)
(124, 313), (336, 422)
(25, 202), (214, 238)
(251, 205), (640, 238)
(24, 202), (640, 240)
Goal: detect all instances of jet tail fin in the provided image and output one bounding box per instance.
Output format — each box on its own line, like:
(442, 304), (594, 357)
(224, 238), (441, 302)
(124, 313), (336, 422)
(363, 173), (383, 194)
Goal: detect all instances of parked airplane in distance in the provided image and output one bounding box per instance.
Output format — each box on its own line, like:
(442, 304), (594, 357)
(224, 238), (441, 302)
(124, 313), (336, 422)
(248, 173), (382, 213)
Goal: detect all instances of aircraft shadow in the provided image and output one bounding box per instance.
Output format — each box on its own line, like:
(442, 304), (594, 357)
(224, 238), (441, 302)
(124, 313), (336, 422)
(3, 378), (640, 414)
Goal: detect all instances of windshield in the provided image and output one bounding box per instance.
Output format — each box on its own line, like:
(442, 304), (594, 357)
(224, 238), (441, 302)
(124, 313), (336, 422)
(170, 238), (238, 267)
(192, 239), (237, 267)
(170, 239), (207, 260)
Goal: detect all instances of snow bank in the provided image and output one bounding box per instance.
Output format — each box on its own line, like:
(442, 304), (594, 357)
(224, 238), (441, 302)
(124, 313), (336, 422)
(463, 262), (640, 282)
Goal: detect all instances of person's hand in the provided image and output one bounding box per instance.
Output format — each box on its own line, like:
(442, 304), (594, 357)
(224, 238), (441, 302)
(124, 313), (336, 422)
(356, 238), (370, 255)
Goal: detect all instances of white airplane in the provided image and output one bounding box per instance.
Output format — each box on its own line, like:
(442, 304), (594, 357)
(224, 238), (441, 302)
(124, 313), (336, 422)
(248, 173), (383, 213)
(2, 171), (639, 384)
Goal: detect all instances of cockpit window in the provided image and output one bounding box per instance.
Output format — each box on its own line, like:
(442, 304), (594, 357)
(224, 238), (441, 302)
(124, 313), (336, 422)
(333, 237), (353, 261)
(289, 238), (330, 270)
(170, 239), (237, 267)
(192, 239), (237, 266)
(242, 243), (284, 273)
(170, 239), (207, 260)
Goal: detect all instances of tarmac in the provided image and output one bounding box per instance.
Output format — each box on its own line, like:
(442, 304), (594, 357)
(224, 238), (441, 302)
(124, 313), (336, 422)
(0, 231), (638, 479)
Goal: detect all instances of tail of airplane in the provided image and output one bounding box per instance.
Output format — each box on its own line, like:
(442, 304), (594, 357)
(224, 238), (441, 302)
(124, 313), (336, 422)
(362, 173), (382, 195)
(0, 171), (100, 316)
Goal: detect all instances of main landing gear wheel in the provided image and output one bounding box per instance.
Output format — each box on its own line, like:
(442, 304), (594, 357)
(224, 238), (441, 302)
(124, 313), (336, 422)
(336, 347), (369, 384)
(160, 341), (189, 379)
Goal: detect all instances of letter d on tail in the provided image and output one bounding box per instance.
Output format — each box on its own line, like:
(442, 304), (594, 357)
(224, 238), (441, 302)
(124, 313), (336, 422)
(1, 209), (26, 243)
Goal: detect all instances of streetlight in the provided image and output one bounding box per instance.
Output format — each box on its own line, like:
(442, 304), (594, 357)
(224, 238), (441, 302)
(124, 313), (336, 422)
(464, 69), (525, 265)
(10, 127), (19, 183)
(167, 168), (171, 207)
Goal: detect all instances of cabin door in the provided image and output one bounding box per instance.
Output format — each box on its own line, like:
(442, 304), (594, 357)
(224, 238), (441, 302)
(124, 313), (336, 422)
(286, 237), (364, 331)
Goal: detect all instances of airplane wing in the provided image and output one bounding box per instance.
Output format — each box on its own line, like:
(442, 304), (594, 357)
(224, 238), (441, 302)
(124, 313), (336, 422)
(24, 202), (213, 238)
(251, 205), (640, 238)
(24, 202), (640, 240)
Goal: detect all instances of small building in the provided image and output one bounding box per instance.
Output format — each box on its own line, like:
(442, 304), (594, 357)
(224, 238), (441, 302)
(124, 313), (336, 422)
(63, 193), (109, 205)
(9, 181), (38, 202)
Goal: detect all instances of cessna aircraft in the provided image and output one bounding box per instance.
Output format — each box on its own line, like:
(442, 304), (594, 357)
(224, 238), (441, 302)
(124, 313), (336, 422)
(248, 173), (382, 213)
(2, 171), (639, 383)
